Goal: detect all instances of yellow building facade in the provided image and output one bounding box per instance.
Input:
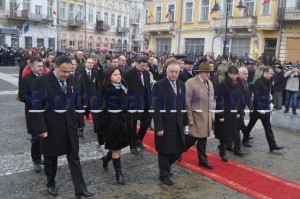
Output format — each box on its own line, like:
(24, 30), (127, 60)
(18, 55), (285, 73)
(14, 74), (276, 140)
(144, 0), (279, 60)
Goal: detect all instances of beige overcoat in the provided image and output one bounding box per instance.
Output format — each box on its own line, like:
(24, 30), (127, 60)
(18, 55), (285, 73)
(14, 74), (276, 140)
(185, 76), (215, 138)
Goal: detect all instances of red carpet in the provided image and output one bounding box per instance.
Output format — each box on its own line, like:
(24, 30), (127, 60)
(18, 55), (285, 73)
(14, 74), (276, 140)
(143, 131), (300, 199)
(85, 116), (300, 198)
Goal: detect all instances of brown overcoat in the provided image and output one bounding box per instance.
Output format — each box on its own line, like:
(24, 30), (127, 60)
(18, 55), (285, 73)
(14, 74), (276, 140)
(185, 76), (215, 138)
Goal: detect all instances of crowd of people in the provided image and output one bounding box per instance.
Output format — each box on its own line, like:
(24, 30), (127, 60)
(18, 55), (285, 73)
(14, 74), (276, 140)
(16, 48), (299, 196)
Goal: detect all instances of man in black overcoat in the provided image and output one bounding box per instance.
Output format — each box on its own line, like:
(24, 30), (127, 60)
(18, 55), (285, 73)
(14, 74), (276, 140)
(152, 61), (189, 186)
(31, 56), (94, 197)
(19, 56), (44, 172)
(124, 56), (152, 154)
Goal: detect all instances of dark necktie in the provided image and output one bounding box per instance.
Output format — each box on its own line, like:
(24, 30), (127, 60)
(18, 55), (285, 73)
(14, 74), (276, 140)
(88, 71), (91, 79)
(204, 80), (209, 92)
(59, 80), (67, 94)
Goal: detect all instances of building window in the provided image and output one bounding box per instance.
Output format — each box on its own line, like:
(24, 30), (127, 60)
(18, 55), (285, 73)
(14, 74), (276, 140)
(264, 38), (277, 56)
(0, 0), (4, 10)
(78, 41), (83, 50)
(23, 0), (30, 11)
(61, 40), (66, 50)
(104, 12), (108, 24)
(88, 42), (92, 49)
(96, 11), (101, 21)
(123, 17), (127, 28)
(230, 38), (250, 57)
(25, 37), (32, 49)
(262, 2), (270, 16)
(200, 0), (209, 21)
(96, 43), (100, 48)
(48, 38), (55, 49)
(297, 0), (300, 9)
(69, 4), (75, 20)
(78, 5), (84, 20)
(11, 36), (19, 48)
(185, 38), (205, 55)
(145, 10), (148, 23)
(60, 2), (66, 20)
(47, 0), (53, 17)
(117, 15), (121, 26)
(155, 6), (162, 23)
(37, 38), (44, 47)
(156, 38), (171, 54)
(185, 2), (193, 23)
(244, 0), (255, 16)
(69, 40), (75, 49)
(111, 14), (116, 26)
(88, 8), (93, 23)
(168, 4), (175, 22)
(222, 0), (233, 17)
(35, 5), (42, 15)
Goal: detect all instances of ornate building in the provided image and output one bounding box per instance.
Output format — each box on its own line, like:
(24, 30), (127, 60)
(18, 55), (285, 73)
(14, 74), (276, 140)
(0, 0), (135, 51)
(144, 0), (279, 59)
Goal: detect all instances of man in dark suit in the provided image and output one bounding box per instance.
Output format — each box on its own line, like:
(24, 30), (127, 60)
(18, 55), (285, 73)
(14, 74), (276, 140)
(44, 52), (55, 70)
(19, 56), (44, 172)
(124, 57), (152, 155)
(81, 58), (102, 146)
(244, 67), (284, 152)
(148, 55), (159, 80)
(178, 57), (196, 83)
(152, 60), (189, 186)
(32, 56), (94, 197)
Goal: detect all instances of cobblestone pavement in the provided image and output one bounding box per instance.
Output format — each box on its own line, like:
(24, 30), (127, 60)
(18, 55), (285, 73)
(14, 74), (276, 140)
(0, 67), (299, 198)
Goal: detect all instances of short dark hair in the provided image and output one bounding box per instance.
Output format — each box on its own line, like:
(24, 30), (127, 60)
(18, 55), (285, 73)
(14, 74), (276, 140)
(46, 52), (55, 58)
(111, 56), (119, 61)
(55, 55), (72, 67)
(30, 56), (43, 65)
(137, 56), (148, 64)
(131, 59), (137, 64)
(227, 65), (239, 75)
(263, 66), (273, 74)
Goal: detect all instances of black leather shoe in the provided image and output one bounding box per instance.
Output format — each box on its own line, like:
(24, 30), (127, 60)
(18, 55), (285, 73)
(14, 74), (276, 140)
(34, 163), (41, 172)
(234, 151), (245, 157)
(75, 190), (95, 197)
(283, 110), (288, 113)
(293, 111), (297, 115)
(270, 146), (284, 152)
(48, 187), (58, 196)
(199, 161), (214, 169)
(242, 140), (252, 147)
(130, 148), (139, 155)
(159, 177), (173, 186)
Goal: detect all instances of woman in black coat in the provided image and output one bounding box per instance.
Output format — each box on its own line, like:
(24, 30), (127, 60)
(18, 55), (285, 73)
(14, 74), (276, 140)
(97, 66), (132, 185)
(214, 66), (243, 162)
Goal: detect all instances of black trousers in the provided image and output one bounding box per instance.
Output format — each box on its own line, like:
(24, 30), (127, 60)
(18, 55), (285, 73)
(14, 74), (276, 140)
(44, 152), (87, 194)
(30, 135), (42, 163)
(131, 111), (151, 147)
(245, 113), (277, 149)
(185, 136), (208, 164)
(158, 152), (181, 178)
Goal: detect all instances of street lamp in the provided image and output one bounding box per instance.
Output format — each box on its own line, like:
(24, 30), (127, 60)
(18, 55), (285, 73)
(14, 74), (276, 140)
(211, 0), (245, 58)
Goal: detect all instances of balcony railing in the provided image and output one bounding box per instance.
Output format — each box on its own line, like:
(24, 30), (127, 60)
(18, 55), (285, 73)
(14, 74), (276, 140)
(96, 20), (110, 31)
(6, 10), (52, 22)
(117, 27), (130, 33)
(212, 16), (257, 30)
(144, 22), (175, 33)
(68, 19), (84, 27)
(132, 35), (143, 42)
(278, 7), (300, 21)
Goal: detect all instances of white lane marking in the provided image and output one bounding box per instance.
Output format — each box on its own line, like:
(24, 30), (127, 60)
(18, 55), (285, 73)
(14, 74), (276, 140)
(0, 90), (18, 95)
(0, 72), (19, 86)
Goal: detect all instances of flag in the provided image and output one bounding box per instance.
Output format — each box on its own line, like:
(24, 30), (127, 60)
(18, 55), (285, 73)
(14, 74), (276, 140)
(24, 23), (29, 33)
(262, 0), (270, 5)
(147, 11), (153, 19)
(52, 10), (56, 16)
(14, 3), (20, 11)
(244, 6), (248, 14)
(165, 7), (171, 18)
(75, 13), (79, 20)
